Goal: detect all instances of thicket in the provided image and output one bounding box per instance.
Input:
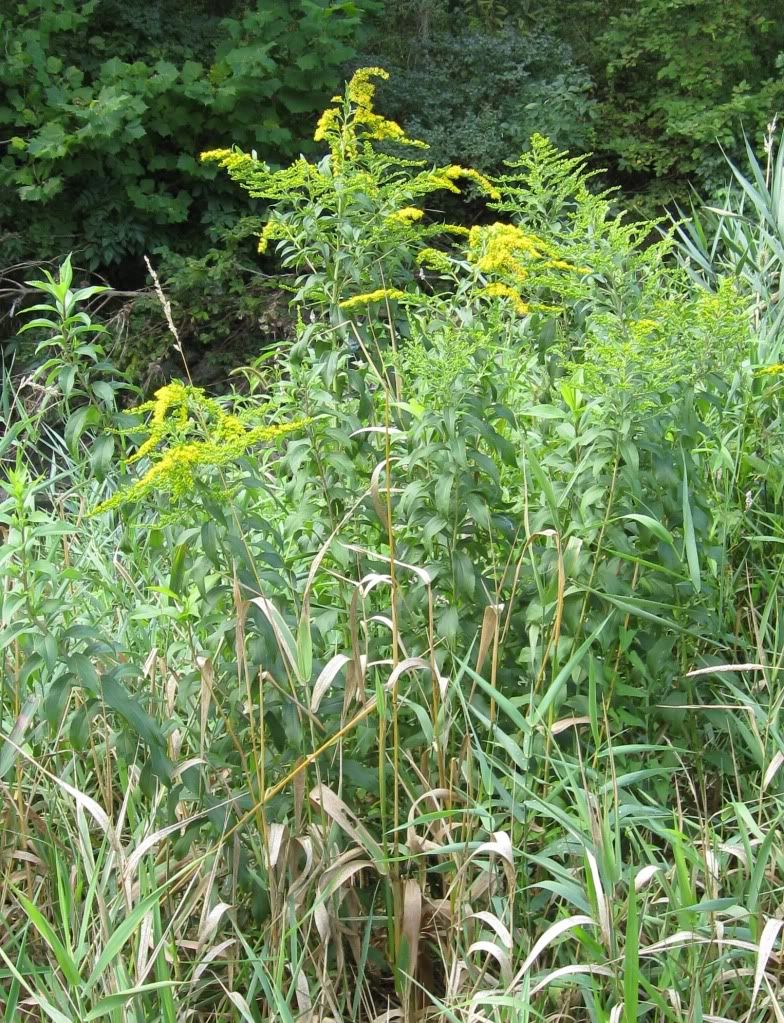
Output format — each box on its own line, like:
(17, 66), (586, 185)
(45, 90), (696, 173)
(549, 0), (784, 196)
(4, 0), (782, 275)
(0, 0), (376, 268)
(2, 70), (784, 1022)
(363, 0), (784, 196)
(351, 24), (595, 172)
(3, 0), (783, 386)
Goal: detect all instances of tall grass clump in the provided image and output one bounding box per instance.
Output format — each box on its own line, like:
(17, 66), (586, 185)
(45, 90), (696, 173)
(1, 70), (783, 1022)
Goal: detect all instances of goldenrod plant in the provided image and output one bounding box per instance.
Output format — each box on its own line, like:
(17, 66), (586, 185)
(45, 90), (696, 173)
(201, 68), (584, 335)
(93, 381), (307, 514)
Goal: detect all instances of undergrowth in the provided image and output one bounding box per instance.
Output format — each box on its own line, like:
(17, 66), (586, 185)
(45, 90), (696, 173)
(1, 70), (783, 1023)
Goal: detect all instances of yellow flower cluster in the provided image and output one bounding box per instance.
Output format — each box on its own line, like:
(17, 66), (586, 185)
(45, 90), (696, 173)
(545, 258), (590, 273)
(127, 381), (190, 465)
(416, 248), (453, 274)
(313, 67), (427, 153)
(354, 109), (416, 145)
(93, 382), (307, 514)
(468, 222), (551, 280)
(385, 206), (424, 225)
(313, 107), (341, 143)
(461, 223), (587, 316)
(347, 67), (388, 106)
(442, 224), (471, 237)
(480, 282), (530, 316)
(257, 219), (288, 254)
(339, 288), (411, 310)
(200, 148), (256, 175)
(757, 364), (784, 376)
(427, 165), (500, 200)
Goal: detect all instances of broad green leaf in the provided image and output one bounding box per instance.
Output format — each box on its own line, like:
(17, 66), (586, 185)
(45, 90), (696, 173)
(681, 454), (701, 593)
(84, 982), (177, 1020)
(12, 888), (82, 988)
(620, 513), (675, 548)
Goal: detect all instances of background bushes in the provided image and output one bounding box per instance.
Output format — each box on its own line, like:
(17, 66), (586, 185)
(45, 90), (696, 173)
(0, 0), (377, 270)
(551, 0), (784, 197)
(3, 0), (783, 378)
(352, 22), (595, 172)
(5, 0), (783, 277)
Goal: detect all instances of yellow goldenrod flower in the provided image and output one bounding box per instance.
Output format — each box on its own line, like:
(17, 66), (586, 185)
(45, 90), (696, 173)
(125, 381), (191, 465)
(354, 109), (428, 148)
(386, 206), (424, 225)
(257, 219), (288, 254)
(93, 382), (308, 514)
(314, 106), (341, 143)
(346, 67), (389, 108)
(313, 68), (427, 151)
(467, 222), (561, 280)
(545, 258), (588, 273)
(200, 148), (256, 174)
(339, 288), (411, 310)
(443, 165), (501, 200)
(416, 248), (453, 274)
(200, 148), (232, 163)
(480, 282), (530, 316)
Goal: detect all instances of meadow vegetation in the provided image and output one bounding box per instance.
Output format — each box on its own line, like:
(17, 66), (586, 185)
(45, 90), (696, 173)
(2, 68), (784, 1022)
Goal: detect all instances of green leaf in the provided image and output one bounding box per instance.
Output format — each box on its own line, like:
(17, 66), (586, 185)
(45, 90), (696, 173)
(531, 614), (612, 727)
(100, 672), (167, 754)
(90, 381), (115, 407)
(0, 695), (39, 781)
(67, 652), (100, 693)
(64, 404), (99, 455)
(296, 612), (313, 681)
(169, 543), (187, 596)
(12, 887), (82, 988)
(84, 982), (177, 1020)
(423, 515), (447, 546)
(252, 597), (301, 681)
(525, 444), (559, 525)
(623, 879), (639, 1023)
(620, 513), (675, 548)
(90, 434), (114, 480)
(434, 473), (454, 516)
(57, 364), (76, 398)
(44, 674), (74, 726)
(681, 453), (701, 593)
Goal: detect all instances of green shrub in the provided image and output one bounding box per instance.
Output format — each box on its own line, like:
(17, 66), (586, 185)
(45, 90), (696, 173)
(150, 77), (750, 734)
(0, 0), (376, 269)
(361, 0), (784, 201)
(120, 218), (293, 388)
(540, 0), (784, 196)
(353, 18), (595, 171)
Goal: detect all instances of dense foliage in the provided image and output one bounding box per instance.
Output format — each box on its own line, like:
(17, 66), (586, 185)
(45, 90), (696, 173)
(2, 70), (784, 1022)
(557, 0), (784, 194)
(365, 0), (784, 197)
(353, 25), (595, 171)
(3, 0), (783, 389)
(0, 0), (375, 268)
(3, 0), (782, 279)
